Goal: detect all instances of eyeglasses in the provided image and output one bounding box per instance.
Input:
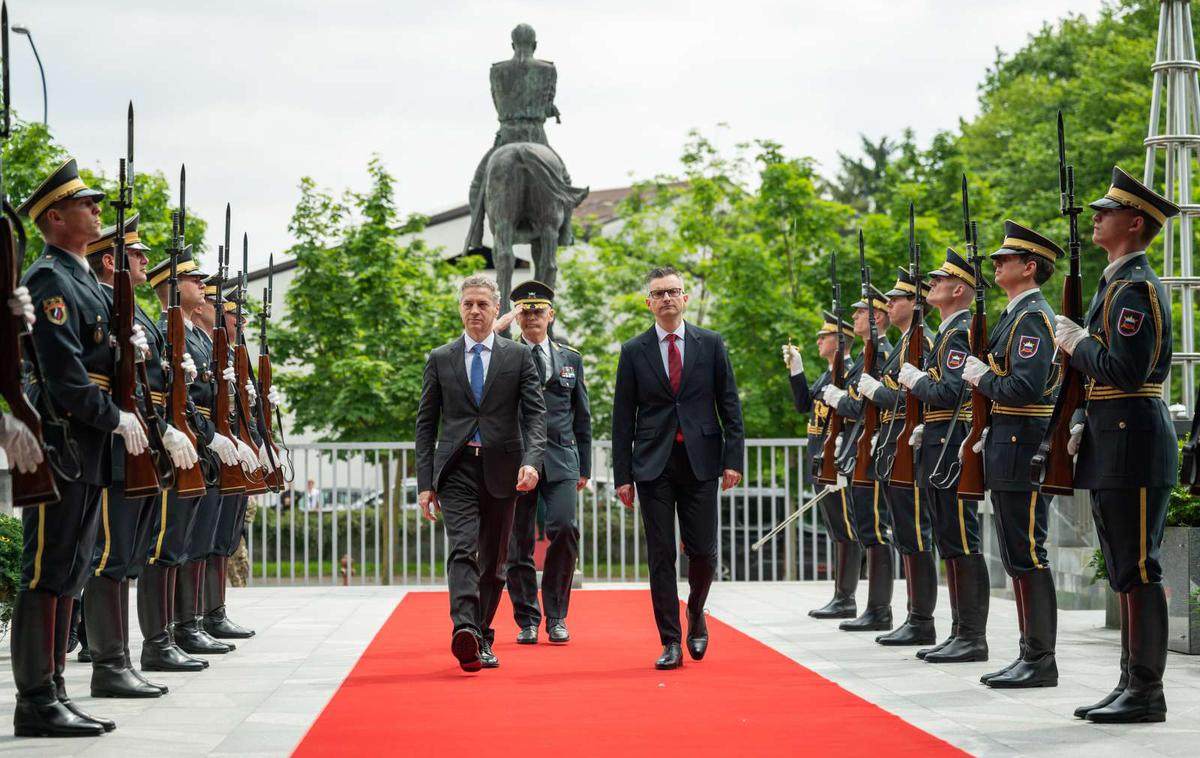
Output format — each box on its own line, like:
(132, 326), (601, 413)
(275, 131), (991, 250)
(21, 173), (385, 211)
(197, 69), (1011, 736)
(648, 288), (684, 300)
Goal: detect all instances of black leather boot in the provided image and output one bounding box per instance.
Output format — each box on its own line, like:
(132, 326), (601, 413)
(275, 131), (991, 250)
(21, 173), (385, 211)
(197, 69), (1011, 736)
(139, 563), (207, 672)
(809, 541), (860, 619)
(174, 560), (234, 655)
(917, 559), (957, 659)
(121, 579), (168, 694)
(203, 555), (255, 639)
(988, 569), (1058, 688)
(982, 573), (1027, 684)
(926, 554), (989, 663)
(84, 576), (162, 698)
(840, 544), (893, 631)
(70, 593), (88, 662)
(878, 552), (937, 645)
(1087, 583), (1167, 723)
(53, 595), (115, 733)
(1075, 591), (1129, 719)
(11, 590), (105, 738)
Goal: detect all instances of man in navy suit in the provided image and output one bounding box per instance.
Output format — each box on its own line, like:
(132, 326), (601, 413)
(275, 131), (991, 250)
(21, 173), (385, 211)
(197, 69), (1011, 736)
(612, 266), (745, 670)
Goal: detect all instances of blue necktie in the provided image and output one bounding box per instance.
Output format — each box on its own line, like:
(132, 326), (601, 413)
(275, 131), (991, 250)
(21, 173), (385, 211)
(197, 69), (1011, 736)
(470, 343), (485, 444)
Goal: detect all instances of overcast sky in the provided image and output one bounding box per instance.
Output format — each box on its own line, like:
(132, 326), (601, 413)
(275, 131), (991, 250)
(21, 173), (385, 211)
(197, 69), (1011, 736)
(10, 0), (1109, 271)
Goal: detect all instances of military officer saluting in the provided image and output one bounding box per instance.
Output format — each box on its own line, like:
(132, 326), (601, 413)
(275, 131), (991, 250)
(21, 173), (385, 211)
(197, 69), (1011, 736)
(962, 221), (1062, 689)
(495, 281), (591, 644)
(822, 285), (895, 632)
(782, 312), (857, 619)
(862, 269), (939, 647)
(899, 247), (991, 664)
(12, 159), (150, 737)
(1055, 167), (1178, 723)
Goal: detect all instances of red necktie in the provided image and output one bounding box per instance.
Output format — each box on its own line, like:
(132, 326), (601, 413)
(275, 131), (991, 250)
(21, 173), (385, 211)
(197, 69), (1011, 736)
(667, 334), (683, 441)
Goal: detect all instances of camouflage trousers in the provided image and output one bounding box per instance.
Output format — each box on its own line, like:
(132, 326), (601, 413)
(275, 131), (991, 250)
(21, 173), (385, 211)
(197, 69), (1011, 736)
(228, 498), (259, 588)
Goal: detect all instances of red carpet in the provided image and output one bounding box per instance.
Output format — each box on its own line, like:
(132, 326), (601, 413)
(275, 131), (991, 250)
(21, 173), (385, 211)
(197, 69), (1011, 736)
(293, 590), (967, 758)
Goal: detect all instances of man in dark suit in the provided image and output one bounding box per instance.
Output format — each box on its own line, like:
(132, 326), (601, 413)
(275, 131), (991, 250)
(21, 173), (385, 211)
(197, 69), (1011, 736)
(416, 275), (547, 672)
(612, 266), (745, 670)
(497, 281), (591, 645)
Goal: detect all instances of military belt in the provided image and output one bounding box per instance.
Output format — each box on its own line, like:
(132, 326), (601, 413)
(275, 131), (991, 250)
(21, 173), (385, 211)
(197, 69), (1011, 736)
(1087, 382), (1164, 401)
(195, 404), (212, 419)
(86, 373), (112, 392)
(992, 403), (1054, 417)
(923, 409), (971, 424)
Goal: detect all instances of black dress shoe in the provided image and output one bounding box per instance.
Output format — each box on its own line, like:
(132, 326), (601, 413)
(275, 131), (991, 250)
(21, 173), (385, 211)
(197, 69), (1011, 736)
(479, 640), (500, 668)
(686, 612), (708, 661)
(451, 629), (482, 672)
(14, 699), (106, 738)
(77, 647), (92, 663)
(547, 619), (570, 644)
(655, 642), (683, 670)
(516, 626), (539, 645)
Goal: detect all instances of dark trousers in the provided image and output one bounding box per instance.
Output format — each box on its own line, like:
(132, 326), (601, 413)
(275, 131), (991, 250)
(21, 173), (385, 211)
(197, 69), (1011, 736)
(991, 490), (1050, 576)
(818, 487), (856, 543)
(188, 487), (224, 558)
(929, 486), (982, 559)
(20, 480), (103, 596)
(440, 451), (518, 643)
(886, 484), (934, 555)
(849, 482), (891, 548)
(506, 477), (579, 628)
(213, 493), (248, 557)
(144, 489), (202, 567)
(91, 487), (158, 580)
(1092, 487), (1170, 592)
(635, 441), (719, 645)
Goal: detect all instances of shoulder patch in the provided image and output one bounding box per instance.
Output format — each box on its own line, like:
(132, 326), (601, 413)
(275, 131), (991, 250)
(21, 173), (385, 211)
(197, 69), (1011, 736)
(946, 349), (966, 370)
(1117, 307), (1144, 337)
(1017, 335), (1040, 359)
(42, 296), (67, 325)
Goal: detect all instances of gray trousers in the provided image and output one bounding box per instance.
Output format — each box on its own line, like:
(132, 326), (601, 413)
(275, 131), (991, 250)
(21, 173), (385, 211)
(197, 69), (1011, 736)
(506, 477), (579, 628)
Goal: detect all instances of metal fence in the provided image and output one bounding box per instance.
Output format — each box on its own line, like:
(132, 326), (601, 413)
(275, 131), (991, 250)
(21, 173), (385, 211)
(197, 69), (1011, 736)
(244, 439), (834, 586)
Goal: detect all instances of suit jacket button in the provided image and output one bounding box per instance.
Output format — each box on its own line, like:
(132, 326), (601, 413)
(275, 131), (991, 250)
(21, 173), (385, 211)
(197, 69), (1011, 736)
(1011, 435), (1017, 443)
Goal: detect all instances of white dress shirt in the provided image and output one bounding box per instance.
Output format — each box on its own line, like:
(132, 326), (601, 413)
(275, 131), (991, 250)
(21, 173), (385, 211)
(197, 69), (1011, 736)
(1003, 286), (1041, 315)
(1102, 250), (1145, 283)
(463, 331), (495, 380)
(938, 309), (969, 333)
(654, 321), (687, 379)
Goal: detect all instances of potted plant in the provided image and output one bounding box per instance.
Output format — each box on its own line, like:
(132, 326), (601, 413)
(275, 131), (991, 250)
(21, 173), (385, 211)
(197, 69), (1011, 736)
(0, 513), (21, 641)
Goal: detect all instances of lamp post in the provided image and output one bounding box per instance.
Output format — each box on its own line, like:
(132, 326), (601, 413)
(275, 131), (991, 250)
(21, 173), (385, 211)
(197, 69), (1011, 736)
(11, 25), (46, 125)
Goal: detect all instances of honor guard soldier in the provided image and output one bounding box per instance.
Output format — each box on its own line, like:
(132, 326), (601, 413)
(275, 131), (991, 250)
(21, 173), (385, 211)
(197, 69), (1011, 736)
(12, 159), (148, 737)
(961, 221), (1062, 688)
(81, 214), (201, 696)
(501, 281), (591, 644)
(1055, 167), (1178, 723)
(898, 247), (991, 664)
(861, 269), (939, 646)
(822, 285), (895, 632)
(782, 311), (857, 619)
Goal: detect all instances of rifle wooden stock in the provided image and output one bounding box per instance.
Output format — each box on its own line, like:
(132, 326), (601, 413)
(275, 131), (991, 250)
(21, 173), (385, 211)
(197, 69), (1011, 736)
(234, 342), (268, 495)
(258, 353), (285, 491)
(114, 271), (160, 498)
(817, 349), (845, 486)
(167, 307), (205, 497)
(889, 324), (923, 488)
(213, 325), (249, 495)
(1032, 264), (1086, 496)
(0, 214), (57, 506)
(851, 339), (879, 487)
(957, 309), (988, 501)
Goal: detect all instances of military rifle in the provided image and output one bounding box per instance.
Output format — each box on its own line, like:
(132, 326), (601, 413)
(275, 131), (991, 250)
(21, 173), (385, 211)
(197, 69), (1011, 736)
(212, 223), (250, 495)
(817, 250), (845, 486)
(256, 253), (289, 490)
(848, 231), (881, 486)
(889, 204), (924, 487)
(163, 207), (206, 497)
(233, 232), (268, 494)
(1030, 112), (1086, 494)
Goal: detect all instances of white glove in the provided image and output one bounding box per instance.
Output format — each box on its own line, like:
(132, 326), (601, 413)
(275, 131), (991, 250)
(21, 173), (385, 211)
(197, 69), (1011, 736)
(162, 424), (198, 470)
(825, 474), (849, 493)
(821, 385), (847, 407)
(7, 285), (35, 328)
(857, 373), (882, 400)
(782, 344), (804, 376)
(258, 443), (276, 472)
(222, 366), (237, 398)
(832, 434), (843, 457)
(958, 427), (989, 461)
(908, 423), (924, 449)
(267, 386), (284, 407)
(869, 432), (880, 457)
(1067, 422), (1085, 456)
(0, 413), (44, 474)
(130, 324), (150, 362)
(962, 355), (989, 387)
(898, 362), (926, 390)
(245, 380), (258, 404)
(180, 352), (197, 384)
(115, 411), (149, 456)
(209, 432), (240, 467)
(235, 438), (258, 474)
(1054, 315), (1087, 356)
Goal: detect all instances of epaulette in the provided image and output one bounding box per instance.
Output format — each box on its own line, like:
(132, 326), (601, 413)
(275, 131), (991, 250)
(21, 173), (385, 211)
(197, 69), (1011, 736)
(560, 344), (580, 355)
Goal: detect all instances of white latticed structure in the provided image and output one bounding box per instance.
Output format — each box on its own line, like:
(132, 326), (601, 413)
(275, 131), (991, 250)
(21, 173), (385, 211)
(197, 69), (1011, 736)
(1143, 0), (1200, 412)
